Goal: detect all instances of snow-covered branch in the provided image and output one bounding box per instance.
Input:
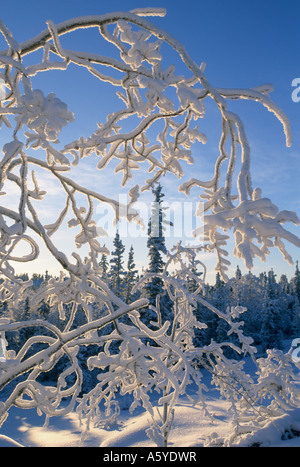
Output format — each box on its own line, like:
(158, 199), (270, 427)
(0, 9), (299, 447)
(0, 10), (297, 278)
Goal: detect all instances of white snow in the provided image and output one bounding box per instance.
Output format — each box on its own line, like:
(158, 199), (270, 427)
(1, 373), (299, 448)
(1, 398), (299, 448)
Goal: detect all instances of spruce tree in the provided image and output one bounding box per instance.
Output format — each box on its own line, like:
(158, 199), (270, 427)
(260, 302), (283, 351)
(279, 274), (290, 294)
(235, 265), (242, 281)
(99, 253), (109, 281)
(142, 184), (174, 325)
(187, 255), (202, 293)
(144, 184), (167, 306)
(109, 231), (125, 299)
(292, 295), (300, 334)
(125, 245), (138, 304)
(214, 272), (223, 290)
(292, 260), (300, 301)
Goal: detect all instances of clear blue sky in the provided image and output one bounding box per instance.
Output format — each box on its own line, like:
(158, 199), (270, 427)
(0, 0), (299, 283)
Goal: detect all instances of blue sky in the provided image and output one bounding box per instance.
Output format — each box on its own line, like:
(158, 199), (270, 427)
(0, 0), (299, 283)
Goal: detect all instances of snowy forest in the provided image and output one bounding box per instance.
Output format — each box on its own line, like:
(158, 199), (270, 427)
(4, 184), (300, 362)
(0, 7), (299, 448)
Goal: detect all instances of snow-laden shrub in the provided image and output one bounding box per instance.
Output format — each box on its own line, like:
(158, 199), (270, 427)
(205, 345), (300, 447)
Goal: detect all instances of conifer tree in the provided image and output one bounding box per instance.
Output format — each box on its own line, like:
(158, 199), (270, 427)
(292, 260), (300, 301)
(187, 256), (203, 293)
(260, 302), (283, 351)
(109, 231), (125, 299)
(17, 296), (33, 346)
(125, 246), (138, 304)
(99, 253), (109, 281)
(292, 294), (300, 333)
(144, 184), (167, 306)
(214, 272), (224, 290)
(279, 274), (290, 294)
(235, 265), (242, 281)
(142, 184), (174, 326)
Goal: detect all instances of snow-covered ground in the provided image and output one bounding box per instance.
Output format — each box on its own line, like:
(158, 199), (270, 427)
(1, 372), (299, 448)
(1, 342), (299, 448)
(1, 396), (299, 447)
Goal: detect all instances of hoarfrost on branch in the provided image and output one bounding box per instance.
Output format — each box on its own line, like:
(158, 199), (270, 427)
(0, 9), (299, 446)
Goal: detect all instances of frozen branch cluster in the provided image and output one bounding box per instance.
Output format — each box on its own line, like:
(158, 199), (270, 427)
(0, 9), (299, 446)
